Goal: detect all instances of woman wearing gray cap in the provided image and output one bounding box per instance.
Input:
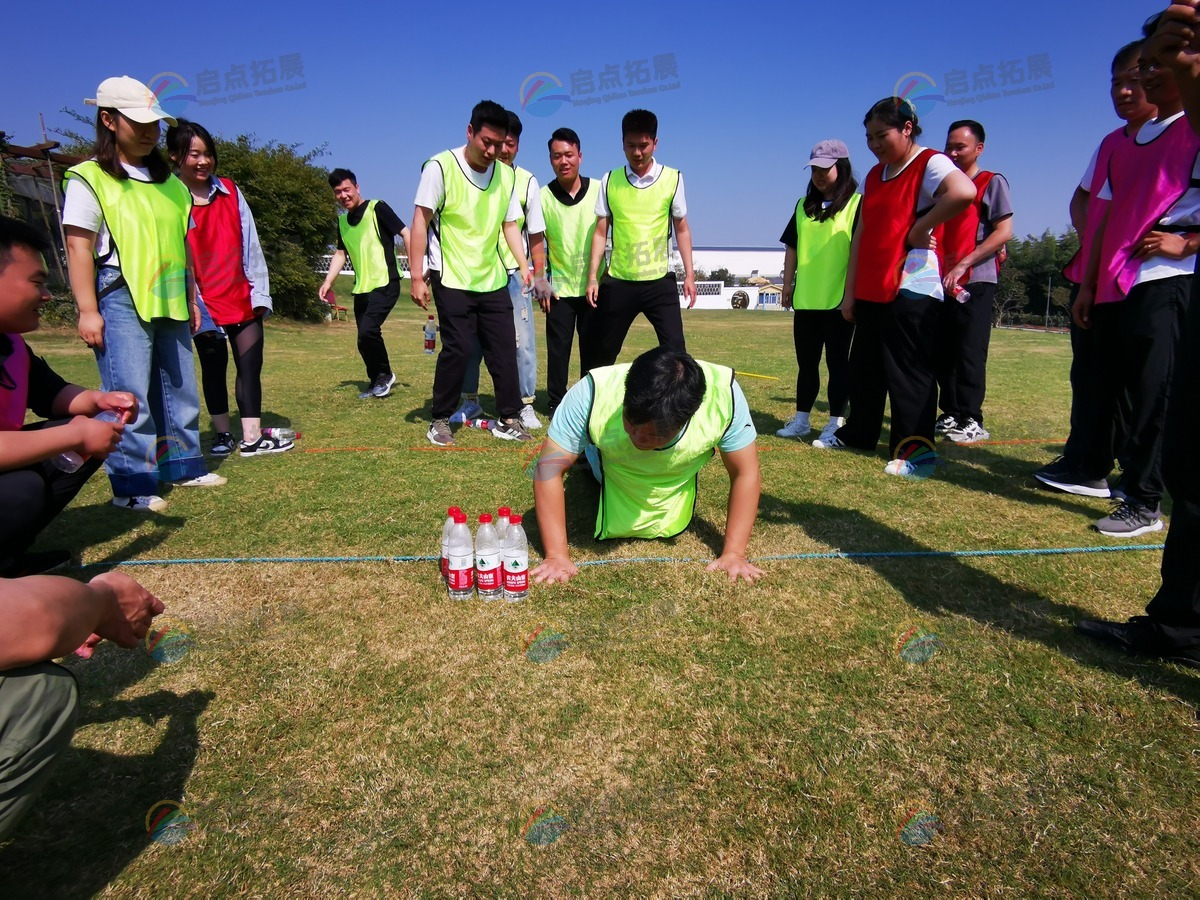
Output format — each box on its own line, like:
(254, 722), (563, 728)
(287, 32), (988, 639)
(63, 76), (225, 513)
(776, 139), (861, 447)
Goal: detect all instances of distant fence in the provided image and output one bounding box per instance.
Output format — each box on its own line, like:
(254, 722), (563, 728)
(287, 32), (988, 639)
(317, 254), (411, 276)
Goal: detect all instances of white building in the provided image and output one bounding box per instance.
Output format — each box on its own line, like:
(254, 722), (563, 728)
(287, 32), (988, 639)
(691, 246), (785, 280)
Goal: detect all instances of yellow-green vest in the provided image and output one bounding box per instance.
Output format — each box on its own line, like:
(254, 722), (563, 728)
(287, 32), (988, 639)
(540, 177), (604, 297)
(587, 360), (735, 540)
(498, 166), (534, 271)
(606, 165), (679, 281)
(430, 149), (514, 292)
(64, 161), (191, 321)
(338, 200), (392, 294)
(791, 193), (861, 310)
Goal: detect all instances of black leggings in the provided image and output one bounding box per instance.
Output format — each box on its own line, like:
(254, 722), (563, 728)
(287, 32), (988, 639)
(194, 318), (265, 420)
(792, 308), (853, 415)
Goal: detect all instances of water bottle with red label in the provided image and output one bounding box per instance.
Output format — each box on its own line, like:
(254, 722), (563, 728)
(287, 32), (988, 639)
(475, 513), (502, 601)
(446, 511), (475, 600)
(441, 506), (462, 580)
(502, 514), (529, 602)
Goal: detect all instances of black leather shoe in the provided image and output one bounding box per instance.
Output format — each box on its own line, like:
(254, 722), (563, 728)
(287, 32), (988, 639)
(1076, 617), (1200, 669)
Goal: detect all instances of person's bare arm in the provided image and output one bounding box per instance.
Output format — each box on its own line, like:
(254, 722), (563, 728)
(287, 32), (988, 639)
(502, 221), (531, 289)
(1069, 186), (1090, 236)
(586, 217), (609, 307)
(909, 168), (976, 248)
(65, 226), (103, 349)
(782, 246), (797, 310)
(674, 216), (697, 307)
(706, 444), (765, 583)
(408, 207), (433, 309)
(943, 216), (1014, 292)
(319, 250), (347, 301)
(0, 572), (163, 669)
(531, 438), (580, 583)
(841, 220), (863, 323)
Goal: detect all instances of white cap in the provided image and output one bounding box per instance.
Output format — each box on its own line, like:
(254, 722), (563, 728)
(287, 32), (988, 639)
(85, 76), (177, 126)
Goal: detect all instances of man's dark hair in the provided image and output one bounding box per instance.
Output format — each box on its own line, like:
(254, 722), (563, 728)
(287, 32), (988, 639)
(470, 100), (509, 134)
(0, 216), (52, 274)
(506, 111), (523, 140)
(165, 118), (219, 172)
(863, 96), (923, 139)
(548, 127), (581, 152)
(622, 109), (658, 139)
(623, 347), (706, 432)
(328, 168), (357, 189)
(1112, 39), (1143, 74)
(949, 119), (986, 142)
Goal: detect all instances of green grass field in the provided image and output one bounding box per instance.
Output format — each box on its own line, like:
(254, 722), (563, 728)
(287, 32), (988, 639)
(2, 290), (1197, 897)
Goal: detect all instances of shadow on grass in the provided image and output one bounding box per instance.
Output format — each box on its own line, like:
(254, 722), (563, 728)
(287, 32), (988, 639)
(765, 496), (1200, 707)
(40, 502), (186, 574)
(0, 645), (213, 898)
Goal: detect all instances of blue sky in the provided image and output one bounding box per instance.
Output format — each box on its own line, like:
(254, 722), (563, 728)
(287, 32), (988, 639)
(6, 0), (1162, 247)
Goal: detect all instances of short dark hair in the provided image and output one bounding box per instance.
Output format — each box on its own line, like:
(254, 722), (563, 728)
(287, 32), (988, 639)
(1143, 12), (1163, 37)
(1112, 39), (1143, 73)
(165, 118), (219, 171)
(622, 109), (658, 139)
(506, 110), (523, 139)
(328, 168), (357, 188)
(548, 127), (581, 152)
(863, 96), (923, 140)
(470, 100), (509, 135)
(0, 216), (52, 274)
(623, 347), (706, 433)
(948, 119), (986, 142)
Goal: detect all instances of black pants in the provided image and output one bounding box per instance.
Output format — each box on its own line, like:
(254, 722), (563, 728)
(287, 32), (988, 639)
(792, 308), (853, 416)
(1145, 268), (1200, 646)
(430, 276), (521, 420)
(1062, 284), (1107, 466)
(935, 281), (995, 425)
(1084, 275), (1189, 508)
(584, 274), (686, 371)
(0, 422), (103, 560)
(546, 294), (590, 413)
(837, 297), (939, 457)
(353, 281), (399, 382)
(194, 318), (266, 421)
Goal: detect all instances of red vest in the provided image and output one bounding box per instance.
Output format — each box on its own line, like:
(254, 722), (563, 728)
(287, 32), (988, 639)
(0, 334), (31, 432)
(855, 149), (945, 303)
(1062, 127), (1129, 285)
(940, 171), (997, 286)
(189, 177), (254, 325)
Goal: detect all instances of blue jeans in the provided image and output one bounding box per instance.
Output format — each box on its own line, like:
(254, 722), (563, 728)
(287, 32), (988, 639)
(461, 272), (538, 404)
(93, 268), (206, 495)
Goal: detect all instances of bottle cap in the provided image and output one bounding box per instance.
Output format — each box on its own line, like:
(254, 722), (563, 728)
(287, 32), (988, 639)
(448, 506), (461, 515)
(510, 514), (522, 524)
(479, 513), (493, 524)
(453, 511), (467, 523)
(427, 315), (434, 320)
(498, 506), (511, 517)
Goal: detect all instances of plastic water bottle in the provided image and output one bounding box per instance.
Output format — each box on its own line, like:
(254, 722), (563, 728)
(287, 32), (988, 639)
(55, 409), (122, 473)
(263, 427), (299, 441)
(423, 316), (438, 353)
(496, 506), (511, 535)
(475, 513), (502, 601)
(440, 505), (462, 580)
(447, 511), (475, 600)
(466, 418), (496, 430)
(951, 284), (971, 304)
(502, 514), (530, 602)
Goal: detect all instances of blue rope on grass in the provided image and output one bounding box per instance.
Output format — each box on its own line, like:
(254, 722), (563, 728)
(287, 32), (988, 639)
(79, 544), (1165, 571)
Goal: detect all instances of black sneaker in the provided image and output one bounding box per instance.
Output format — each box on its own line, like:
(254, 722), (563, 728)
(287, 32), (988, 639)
(371, 372), (396, 398)
(1076, 616), (1200, 668)
(1034, 467), (1112, 498)
(1094, 500), (1164, 538)
(1, 549), (73, 578)
(211, 432), (236, 456)
(1034, 455), (1073, 480)
(491, 418), (535, 442)
(934, 414), (958, 436)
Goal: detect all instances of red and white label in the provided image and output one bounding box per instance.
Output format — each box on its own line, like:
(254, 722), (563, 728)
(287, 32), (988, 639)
(503, 552), (528, 591)
(448, 552), (474, 591)
(476, 552), (501, 591)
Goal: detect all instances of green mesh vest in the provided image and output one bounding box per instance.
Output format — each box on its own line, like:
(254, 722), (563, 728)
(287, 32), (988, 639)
(430, 149), (515, 292)
(606, 165), (679, 281)
(791, 193), (860, 310)
(541, 178), (603, 297)
(498, 166), (534, 271)
(338, 200), (392, 294)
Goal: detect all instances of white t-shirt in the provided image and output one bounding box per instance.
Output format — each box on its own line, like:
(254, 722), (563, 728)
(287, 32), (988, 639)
(1097, 112), (1200, 283)
(595, 161), (688, 218)
(63, 163), (195, 267)
(413, 146), (524, 274)
(881, 148), (958, 212)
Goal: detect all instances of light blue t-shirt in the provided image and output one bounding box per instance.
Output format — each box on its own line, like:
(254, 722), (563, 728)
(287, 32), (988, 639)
(548, 373), (757, 455)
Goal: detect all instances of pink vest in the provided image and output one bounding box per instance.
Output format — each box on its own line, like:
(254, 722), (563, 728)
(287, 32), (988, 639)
(1097, 116), (1200, 304)
(1062, 127), (1128, 286)
(0, 334), (31, 432)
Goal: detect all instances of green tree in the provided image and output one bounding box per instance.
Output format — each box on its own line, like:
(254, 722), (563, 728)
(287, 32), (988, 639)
(708, 266), (736, 287)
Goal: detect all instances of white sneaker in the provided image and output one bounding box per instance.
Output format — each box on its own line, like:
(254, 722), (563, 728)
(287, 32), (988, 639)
(776, 413), (811, 439)
(112, 494), (168, 512)
(815, 417), (845, 445)
(450, 399), (485, 425)
(174, 472), (227, 487)
(812, 434), (847, 450)
(519, 404), (543, 430)
(945, 417), (991, 444)
(884, 458), (916, 477)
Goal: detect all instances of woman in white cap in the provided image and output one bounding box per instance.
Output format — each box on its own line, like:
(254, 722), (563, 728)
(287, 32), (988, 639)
(63, 75), (225, 512)
(776, 139), (861, 447)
